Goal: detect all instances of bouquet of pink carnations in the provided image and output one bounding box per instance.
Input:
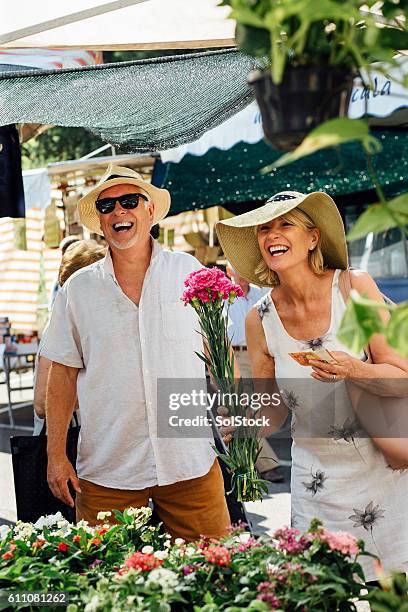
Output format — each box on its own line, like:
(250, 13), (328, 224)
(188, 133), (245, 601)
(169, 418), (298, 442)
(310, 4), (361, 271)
(182, 267), (269, 502)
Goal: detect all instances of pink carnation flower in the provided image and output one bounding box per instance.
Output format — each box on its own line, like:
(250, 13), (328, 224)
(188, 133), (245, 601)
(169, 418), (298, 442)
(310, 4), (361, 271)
(182, 267), (243, 305)
(320, 530), (359, 557)
(273, 526), (309, 554)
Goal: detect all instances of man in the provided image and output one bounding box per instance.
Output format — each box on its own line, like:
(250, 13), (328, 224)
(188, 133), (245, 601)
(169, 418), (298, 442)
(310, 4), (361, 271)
(42, 164), (230, 540)
(226, 264), (284, 483)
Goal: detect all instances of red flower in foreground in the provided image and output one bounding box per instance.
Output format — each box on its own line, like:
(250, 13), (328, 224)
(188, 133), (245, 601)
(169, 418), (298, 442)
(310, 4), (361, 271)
(1, 551), (13, 560)
(97, 527), (109, 536)
(57, 542), (69, 553)
(89, 537), (102, 547)
(122, 552), (163, 573)
(203, 545), (231, 566)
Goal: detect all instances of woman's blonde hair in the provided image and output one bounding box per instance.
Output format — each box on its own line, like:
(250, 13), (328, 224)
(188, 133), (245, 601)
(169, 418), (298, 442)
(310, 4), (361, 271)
(58, 239), (107, 286)
(254, 208), (325, 286)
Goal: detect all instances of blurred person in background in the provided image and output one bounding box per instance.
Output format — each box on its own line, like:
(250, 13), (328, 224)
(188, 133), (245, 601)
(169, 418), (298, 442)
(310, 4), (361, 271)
(33, 240), (107, 434)
(49, 235), (81, 309)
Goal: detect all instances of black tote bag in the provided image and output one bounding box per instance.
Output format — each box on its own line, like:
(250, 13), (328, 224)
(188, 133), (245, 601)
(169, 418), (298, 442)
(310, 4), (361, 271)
(10, 416), (80, 523)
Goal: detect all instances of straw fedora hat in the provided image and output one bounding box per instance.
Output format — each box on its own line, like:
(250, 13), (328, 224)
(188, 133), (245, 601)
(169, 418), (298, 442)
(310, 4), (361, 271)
(78, 163), (171, 236)
(216, 191), (348, 287)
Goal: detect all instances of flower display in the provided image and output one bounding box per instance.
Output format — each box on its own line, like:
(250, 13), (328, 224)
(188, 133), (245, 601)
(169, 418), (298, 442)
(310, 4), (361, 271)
(0, 509), (379, 610)
(182, 267), (267, 502)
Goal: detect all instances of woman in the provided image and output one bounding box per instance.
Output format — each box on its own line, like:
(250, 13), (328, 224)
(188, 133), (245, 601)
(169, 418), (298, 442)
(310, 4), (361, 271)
(33, 239), (107, 434)
(216, 191), (408, 582)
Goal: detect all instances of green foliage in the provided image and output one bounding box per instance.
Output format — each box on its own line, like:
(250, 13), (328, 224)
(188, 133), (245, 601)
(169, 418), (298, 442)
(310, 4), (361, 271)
(336, 290), (388, 354)
(221, 0), (408, 83)
(337, 292), (408, 358)
(387, 302), (408, 357)
(261, 118), (380, 173)
(365, 571), (408, 611)
(347, 194), (408, 241)
(21, 126), (105, 170)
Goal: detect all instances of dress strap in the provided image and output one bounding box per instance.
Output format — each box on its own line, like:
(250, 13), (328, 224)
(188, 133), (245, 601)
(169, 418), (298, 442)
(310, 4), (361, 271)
(254, 291), (282, 357)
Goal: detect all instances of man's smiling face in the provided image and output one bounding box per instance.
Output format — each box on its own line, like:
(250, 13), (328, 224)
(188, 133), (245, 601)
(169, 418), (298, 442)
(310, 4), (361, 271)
(97, 183), (154, 251)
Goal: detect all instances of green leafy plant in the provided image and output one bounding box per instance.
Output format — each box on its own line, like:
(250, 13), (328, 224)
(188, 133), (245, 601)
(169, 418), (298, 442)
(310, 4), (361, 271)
(221, 0), (408, 84)
(364, 568), (408, 611)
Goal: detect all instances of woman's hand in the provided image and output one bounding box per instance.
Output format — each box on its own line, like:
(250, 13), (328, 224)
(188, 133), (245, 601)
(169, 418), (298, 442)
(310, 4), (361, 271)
(309, 351), (362, 382)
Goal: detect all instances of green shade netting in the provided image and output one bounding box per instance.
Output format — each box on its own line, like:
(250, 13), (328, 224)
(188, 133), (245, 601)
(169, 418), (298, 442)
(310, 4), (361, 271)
(0, 49), (259, 151)
(155, 130), (408, 215)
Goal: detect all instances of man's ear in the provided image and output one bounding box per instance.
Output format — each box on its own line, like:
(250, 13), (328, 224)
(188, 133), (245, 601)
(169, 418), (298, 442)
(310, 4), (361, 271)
(147, 201), (155, 222)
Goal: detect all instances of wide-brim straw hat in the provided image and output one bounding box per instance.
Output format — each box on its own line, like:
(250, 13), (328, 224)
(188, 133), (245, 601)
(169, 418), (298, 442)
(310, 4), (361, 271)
(216, 191), (348, 287)
(78, 163), (171, 236)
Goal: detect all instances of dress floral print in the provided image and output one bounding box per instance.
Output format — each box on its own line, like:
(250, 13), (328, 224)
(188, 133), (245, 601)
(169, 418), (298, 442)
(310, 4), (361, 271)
(302, 470), (327, 496)
(348, 501), (385, 532)
(300, 333), (333, 351)
(328, 417), (362, 443)
(256, 294), (270, 320)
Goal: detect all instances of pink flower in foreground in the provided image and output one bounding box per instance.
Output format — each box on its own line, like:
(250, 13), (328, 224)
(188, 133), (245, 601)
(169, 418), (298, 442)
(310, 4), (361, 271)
(320, 530), (359, 556)
(273, 526), (309, 554)
(203, 545), (231, 566)
(120, 551), (163, 573)
(256, 583), (281, 608)
(182, 267), (243, 305)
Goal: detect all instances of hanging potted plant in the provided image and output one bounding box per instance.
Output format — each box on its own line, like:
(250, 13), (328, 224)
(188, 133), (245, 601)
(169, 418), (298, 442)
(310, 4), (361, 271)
(221, 0), (407, 150)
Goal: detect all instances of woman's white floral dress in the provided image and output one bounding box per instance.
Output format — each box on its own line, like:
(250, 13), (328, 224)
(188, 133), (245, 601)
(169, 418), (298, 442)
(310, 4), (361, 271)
(256, 269), (408, 581)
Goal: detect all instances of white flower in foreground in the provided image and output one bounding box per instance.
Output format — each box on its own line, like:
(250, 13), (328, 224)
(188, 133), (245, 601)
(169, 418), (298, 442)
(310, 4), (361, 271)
(0, 525), (10, 540)
(141, 545), (154, 554)
(127, 507), (151, 518)
(146, 568), (179, 593)
(96, 511), (112, 521)
(153, 550), (168, 560)
(34, 512), (65, 529)
(184, 546), (196, 557)
(174, 537), (185, 546)
(238, 532), (251, 544)
(84, 595), (102, 612)
(14, 522), (36, 540)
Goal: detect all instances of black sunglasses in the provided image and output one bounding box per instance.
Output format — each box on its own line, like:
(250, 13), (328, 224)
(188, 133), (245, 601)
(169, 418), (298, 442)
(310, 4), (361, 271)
(95, 193), (149, 214)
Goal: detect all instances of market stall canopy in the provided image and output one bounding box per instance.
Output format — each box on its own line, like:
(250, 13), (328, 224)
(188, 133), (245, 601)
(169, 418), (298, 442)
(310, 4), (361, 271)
(0, 47), (102, 143)
(0, 49), (257, 151)
(161, 57), (408, 163)
(0, 0), (234, 49)
(153, 130), (408, 216)
(0, 48), (102, 70)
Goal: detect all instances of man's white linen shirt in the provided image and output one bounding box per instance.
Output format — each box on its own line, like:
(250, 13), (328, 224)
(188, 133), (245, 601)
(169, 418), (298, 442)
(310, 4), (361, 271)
(227, 285), (269, 347)
(41, 241), (215, 489)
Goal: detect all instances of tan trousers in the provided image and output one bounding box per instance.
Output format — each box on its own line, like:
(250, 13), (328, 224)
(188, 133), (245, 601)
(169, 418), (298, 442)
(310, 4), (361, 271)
(76, 460), (231, 542)
(235, 350), (279, 473)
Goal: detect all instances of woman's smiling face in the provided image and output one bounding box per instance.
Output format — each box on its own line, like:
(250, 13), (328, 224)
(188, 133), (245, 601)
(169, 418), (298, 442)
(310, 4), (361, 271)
(256, 215), (319, 273)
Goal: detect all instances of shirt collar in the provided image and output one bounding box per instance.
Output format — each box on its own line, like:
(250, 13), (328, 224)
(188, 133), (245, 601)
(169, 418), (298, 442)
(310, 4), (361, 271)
(103, 238), (163, 280)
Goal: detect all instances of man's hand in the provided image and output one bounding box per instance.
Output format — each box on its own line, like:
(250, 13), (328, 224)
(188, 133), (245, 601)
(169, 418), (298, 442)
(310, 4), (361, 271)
(217, 406), (236, 444)
(47, 455), (81, 507)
